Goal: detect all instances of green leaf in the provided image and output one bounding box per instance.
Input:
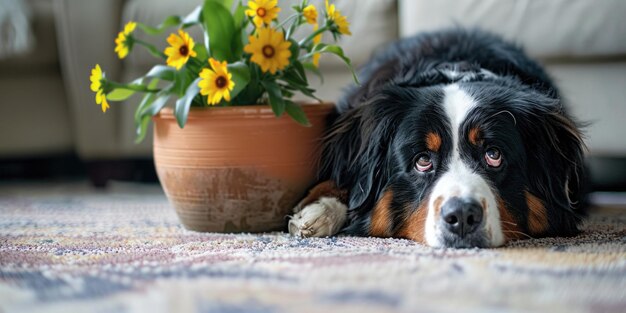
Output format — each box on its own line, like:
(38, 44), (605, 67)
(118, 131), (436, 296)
(233, 2), (246, 27)
(134, 91), (171, 143)
(302, 62), (324, 83)
(143, 43), (167, 59)
(173, 67), (192, 96)
(261, 81), (285, 117)
(146, 65), (176, 81)
(135, 115), (152, 143)
(282, 68), (307, 87)
(227, 61), (251, 100)
(279, 66), (320, 102)
(285, 100), (311, 126)
(140, 93), (171, 118)
(182, 6), (202, 27)
(288, 39), (300, 64)
(194, 45), (209, 62)
(130, 77), (144, 85)
(294, 84), (320, 102)
(231, 30), (244, 61)
(136, 16), (182, 35)
(207, 0), (234, 10)
(134, 79), (161, 123)
(303, 44), (360, 85)
(202, 0), (235, 62)
(106, 88), (135, 101)
(175, 77), (202, 128)
(231, 4), (246, 60)
(135, 94), (170, 143)
(293, 61), (308, 83)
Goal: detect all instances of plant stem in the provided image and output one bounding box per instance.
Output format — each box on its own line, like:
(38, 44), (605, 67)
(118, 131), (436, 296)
(276, 13), (300, 30)
(134, 39), (167, 59)
(298, 24), (330, 47)
(108, 81), (160, 93)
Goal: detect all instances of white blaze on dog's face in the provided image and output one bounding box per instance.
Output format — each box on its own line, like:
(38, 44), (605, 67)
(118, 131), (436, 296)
(424, 85), (504, 248)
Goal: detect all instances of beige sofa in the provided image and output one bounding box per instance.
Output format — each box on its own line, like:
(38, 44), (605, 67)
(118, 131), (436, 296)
(4, 0), (626, 184)
(0, 0), (72, 157)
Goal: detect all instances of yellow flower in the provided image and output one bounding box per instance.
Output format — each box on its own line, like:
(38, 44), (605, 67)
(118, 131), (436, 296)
(198, 58), (235, 105)
(325, 0), (351, 35)
(122, 21), (137, 35)
(164, 30), (197, 70)
(89, 64), (110, 113)
(302, 4), (318, 25)
(312, 25), (322, 67)
(114, 21), (137, 59)
(244, 27), (292, 74)
(246, 0), (281, 28)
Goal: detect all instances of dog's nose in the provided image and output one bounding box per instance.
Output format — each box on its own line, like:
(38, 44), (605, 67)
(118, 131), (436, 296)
(440, 197), (483, 237)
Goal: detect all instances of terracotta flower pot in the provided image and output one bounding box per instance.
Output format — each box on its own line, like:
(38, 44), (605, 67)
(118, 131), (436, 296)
(153, 103), (334, 232)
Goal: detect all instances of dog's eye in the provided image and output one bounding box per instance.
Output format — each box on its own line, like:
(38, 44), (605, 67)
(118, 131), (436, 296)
(415, 153), (433, 172)
(485, 148), (502, 168)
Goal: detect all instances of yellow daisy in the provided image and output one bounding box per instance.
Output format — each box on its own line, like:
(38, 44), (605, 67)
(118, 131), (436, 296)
(312, 25), (322, 67)
(89, 64), (110, 113)
(114, 21), (137, 59)
(244, 27), (291, 74)
(246, 0), (281, 28)
(198, 58), (235, 105)
(164, 30), (198, 70)
(325, 0), (351, 35)
(302, 4), (318, 25)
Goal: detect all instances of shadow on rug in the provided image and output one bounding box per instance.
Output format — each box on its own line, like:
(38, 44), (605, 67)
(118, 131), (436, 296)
(1, 182), (625, 313)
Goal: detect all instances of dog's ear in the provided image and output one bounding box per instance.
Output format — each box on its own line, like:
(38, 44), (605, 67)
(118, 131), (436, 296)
(320, 97), (400, 210)
(512, 95), (587, 235)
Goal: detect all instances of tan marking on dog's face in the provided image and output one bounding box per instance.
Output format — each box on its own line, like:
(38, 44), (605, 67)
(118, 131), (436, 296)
(497, 197), (525, 241)
(426, 132), (442, 152)
(525, 191), (549, 235)
(369, 190), (393, 237)
(396, 197), (429, 243)
(468, 127), (482, 146)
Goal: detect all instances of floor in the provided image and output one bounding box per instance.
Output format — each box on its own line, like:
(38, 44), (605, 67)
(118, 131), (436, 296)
(1, 182), (625, 313)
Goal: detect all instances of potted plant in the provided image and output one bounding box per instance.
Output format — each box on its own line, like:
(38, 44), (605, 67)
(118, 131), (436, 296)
(89, 0), (357, 232)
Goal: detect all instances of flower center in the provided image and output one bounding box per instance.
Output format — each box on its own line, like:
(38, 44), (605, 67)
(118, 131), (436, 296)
(262, 45), (275, 58)
(179, 45), (189, 56)
(215, 76), (227, 89)
(257, 8), (267, 17)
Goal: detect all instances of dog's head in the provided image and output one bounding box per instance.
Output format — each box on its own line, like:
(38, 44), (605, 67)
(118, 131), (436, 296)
(324, 67), (586, 248)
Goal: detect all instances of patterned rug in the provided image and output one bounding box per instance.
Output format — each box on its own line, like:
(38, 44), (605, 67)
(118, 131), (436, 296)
(1, 182), (625, 313)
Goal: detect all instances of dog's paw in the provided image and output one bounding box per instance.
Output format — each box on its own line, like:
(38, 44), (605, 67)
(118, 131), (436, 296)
(288, 197), (348, 238)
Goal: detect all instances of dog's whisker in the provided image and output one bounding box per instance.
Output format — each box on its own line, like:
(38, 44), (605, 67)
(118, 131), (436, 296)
(503, 230), (534, 239)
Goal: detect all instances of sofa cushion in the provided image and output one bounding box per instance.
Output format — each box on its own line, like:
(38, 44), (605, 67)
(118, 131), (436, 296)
(399, 0), (626, 58)
(546, 62), (626, 156)
(0, 0), (59, 72)
(0, 74), (72, 156)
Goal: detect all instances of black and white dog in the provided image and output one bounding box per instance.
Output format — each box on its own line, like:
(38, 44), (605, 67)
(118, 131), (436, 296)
(288, 29), (587, 248)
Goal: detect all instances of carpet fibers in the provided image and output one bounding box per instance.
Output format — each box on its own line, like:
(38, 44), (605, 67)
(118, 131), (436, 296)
(1, 183), (625, 313)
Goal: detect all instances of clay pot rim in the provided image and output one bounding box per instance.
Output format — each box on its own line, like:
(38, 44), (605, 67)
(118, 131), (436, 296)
(156, 102), (335, 120)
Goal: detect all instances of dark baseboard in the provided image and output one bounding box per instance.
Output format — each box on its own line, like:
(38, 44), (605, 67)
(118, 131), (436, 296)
(86, 159), (158, 187)
(0, 154), (158, 188)
(0, 153), (85, 180)
(588, 156), (626, 192)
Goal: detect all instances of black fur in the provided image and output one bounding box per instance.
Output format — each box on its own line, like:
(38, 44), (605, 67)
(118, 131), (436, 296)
(317, 29), (587, 242)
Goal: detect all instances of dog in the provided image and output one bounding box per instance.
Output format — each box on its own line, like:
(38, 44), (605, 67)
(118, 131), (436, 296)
(288, 29), (587, 248)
